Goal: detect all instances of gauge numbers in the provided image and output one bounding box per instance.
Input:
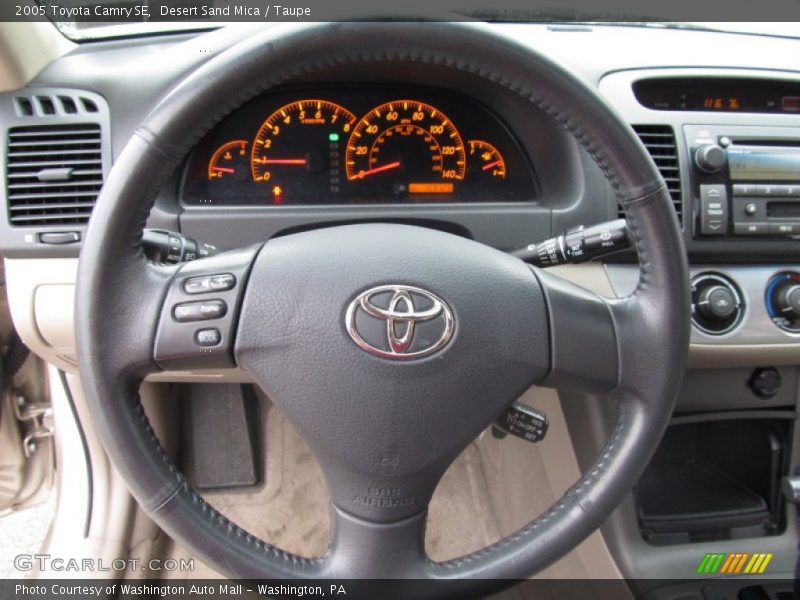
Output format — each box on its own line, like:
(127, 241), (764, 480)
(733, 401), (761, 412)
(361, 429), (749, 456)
(185, 90), (535, 206)
(345, 100), (465, 197)
(251, 100), (356, 203)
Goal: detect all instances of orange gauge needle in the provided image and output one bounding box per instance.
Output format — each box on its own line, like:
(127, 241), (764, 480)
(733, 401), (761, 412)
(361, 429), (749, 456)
(211, 166), (235, 174)
(357, 161), (402, 179)
(482, 159), (502, 171)
(259, 158), (307, 165)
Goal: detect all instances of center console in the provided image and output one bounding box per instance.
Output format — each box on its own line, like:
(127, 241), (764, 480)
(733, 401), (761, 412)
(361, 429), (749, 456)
(688, 125), (800, 239)
(587, 68), (800, 593)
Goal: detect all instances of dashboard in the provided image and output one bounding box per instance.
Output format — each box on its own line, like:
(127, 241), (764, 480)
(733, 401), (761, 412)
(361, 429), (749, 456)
(0, 20), (800, 592)
(181, 86), (536, 206)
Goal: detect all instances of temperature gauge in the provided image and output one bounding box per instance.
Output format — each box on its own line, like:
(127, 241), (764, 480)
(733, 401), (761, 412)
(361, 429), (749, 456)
(468, 140), (506, 179)
(208, 140), (249, 181)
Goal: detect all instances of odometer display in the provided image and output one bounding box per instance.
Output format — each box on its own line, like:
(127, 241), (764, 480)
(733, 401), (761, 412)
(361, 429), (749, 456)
(345, 100), (465, 197)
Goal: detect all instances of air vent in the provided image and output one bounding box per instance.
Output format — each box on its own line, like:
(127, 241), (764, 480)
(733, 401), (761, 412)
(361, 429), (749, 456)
(624, 125), (683, 224)
(13, 93), (100, 118)
(6, 123), (103, 226)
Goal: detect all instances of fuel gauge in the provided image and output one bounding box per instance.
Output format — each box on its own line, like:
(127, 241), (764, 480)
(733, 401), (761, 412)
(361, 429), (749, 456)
(208, 140), (249, 181)
(468, 140), (506, 179)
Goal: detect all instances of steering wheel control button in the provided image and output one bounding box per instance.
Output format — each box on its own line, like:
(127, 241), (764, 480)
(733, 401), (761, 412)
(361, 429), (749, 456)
(195, 328), (222, 347)
(154, 245), (259, 370)
(183, 276), (212, 294)
(173, 300), (227, 322)
(691, 273), (744, 335)
(494, 402), (549, 443)
(699, 184), (729, 235)
(345, 284), (454, 360)
(183, 273), (236, 294)
(209, 273), (236, 291)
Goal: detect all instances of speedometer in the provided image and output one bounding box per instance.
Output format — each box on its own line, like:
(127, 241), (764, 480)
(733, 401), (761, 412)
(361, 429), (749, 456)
(345, 100), (466, 197)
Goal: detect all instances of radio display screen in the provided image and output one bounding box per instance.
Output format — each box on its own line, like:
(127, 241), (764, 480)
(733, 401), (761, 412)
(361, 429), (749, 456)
(634, 77), (800, 114)
(728, 148), (800, 181)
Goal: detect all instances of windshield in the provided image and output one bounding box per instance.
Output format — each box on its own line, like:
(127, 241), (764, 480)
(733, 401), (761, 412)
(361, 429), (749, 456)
(51, 20), (800, 43)
(27, 0), (800, 42)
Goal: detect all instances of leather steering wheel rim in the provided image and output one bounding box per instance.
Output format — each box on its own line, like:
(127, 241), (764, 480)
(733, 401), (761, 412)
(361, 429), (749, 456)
(75, 21), (690, 592)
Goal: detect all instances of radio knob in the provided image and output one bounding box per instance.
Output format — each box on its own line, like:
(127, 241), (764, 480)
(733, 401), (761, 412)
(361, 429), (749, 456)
(777, 284), (800, 320)
(695, 144), (727, 173)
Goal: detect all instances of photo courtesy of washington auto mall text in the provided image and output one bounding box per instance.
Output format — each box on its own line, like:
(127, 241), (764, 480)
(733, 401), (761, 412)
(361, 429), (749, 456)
(13, 583), (349, 598)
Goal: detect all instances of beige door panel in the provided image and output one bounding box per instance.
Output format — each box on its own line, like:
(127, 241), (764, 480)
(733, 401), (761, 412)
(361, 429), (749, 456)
(0, 263), (55, 514)
(0, 22), (73, 93)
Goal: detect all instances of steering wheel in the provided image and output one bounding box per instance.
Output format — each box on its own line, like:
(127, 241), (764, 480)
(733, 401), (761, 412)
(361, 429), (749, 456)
(75, 22), (689, 595)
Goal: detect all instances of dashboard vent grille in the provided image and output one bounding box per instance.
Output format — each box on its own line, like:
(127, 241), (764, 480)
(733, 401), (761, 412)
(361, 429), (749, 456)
(6, 124), (103, 226)
(626, 125), (683, 223)
(13, 93), (99, 118)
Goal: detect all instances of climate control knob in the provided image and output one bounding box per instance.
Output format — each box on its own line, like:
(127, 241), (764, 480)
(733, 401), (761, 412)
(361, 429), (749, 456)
(696, 285), (738, 321)
(766, 273), (800, 333)
(777, 284), (800, 320)
(691, 273), (744, 335)
(694, 144), (726, 173)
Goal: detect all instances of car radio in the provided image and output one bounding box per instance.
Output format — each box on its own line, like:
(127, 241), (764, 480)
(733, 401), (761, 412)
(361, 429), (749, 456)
(686, 125), (800, 238)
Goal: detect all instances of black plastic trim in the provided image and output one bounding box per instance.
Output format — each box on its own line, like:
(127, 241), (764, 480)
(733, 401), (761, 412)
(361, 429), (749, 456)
(0, 87), (111, 259)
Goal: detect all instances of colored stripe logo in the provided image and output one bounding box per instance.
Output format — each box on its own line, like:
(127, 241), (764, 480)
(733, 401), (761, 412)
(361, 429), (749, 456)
(697, 552), (773, 575)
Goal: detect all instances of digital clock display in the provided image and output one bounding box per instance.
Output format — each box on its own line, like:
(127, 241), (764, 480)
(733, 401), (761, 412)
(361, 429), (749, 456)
(702, 96), (742, 111)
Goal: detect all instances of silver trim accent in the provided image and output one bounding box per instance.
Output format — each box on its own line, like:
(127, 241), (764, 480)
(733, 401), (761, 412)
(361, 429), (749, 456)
(345, 284), (454, 360)
(605, 263), (800, 345)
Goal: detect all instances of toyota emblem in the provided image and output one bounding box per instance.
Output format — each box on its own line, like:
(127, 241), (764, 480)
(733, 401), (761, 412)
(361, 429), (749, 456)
(345, 285), (454, 360)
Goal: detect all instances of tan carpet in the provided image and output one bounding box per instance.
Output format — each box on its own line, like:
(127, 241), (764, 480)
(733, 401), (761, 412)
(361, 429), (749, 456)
(164, 398), (584, 582)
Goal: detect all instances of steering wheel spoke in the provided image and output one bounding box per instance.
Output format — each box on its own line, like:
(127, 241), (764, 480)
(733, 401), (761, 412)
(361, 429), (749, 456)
(533, 268), (620, 396)
(152, 245), (260, 371)
(326, 505), (429, 578)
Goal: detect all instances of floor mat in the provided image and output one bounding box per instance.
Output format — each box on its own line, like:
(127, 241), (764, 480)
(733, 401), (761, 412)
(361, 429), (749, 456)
(164, 399), (587, 580)
(0, 490), (55, 577)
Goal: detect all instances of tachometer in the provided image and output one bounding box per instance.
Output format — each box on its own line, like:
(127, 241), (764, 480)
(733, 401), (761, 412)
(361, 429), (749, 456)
(251, 100), (356, 203)
(345, 100), (465, 197)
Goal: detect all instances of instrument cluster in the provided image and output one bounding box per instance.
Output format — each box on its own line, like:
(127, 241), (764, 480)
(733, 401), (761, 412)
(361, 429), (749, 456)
(181, 86), (536, 206)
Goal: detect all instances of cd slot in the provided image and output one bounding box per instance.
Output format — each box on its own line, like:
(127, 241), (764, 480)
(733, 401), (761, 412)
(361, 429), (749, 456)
(729, 139), (800, 148)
